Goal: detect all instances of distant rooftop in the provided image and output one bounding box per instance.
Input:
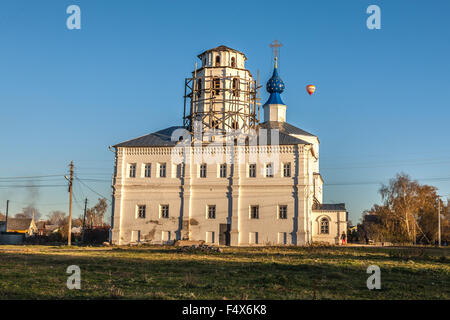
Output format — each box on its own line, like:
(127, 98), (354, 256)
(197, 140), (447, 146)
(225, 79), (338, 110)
(6, 218), (33, 231)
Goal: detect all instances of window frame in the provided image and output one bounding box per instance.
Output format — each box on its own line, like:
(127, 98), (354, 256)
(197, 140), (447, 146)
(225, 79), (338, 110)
(278, 205), (288, 219)
(266, 163), (274, 178)
(320, 217), (329, 234)
(175, 163), (183, 178)
(129, 163), (136, 178)
(137, 205), (146, 219)
(160, 205), (169, 219)
(219, 164), (227, 178)
(159, 163), (167, 178)
(248, 163), (256, 178)
(250, 205), (259, 219)
(283, 162), (291, 177)
(199, 163), (207, 178)
(212, 77), (220, 96)
(207, 205), (216, 219)
(144, 163), (151, 178)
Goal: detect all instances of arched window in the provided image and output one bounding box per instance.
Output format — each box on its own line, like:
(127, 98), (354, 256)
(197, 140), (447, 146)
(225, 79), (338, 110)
(212, 77), (220, 96)
(197, 79), (202, 98)
(215, 55), (220, 67)
(232, 78), (240, 97)
(231, 121), (238, 129)
(231, 57), (236, 67)
(320, 218), (329, 234)
(211, 120), (219, 129)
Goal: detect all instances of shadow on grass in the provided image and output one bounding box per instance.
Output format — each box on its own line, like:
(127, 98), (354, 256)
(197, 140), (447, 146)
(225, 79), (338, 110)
(0, 249), (448, 300)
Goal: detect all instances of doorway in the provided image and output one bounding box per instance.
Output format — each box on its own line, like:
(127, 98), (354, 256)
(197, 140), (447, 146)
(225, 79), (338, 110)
(219, 223), (230, 245)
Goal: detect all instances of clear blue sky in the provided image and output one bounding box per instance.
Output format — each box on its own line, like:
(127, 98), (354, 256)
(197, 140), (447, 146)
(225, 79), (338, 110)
(1, 0), (449, 224)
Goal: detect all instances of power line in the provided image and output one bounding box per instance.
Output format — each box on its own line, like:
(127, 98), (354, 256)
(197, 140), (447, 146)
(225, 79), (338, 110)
(322, 159), (450, 170)
(75, 178), (111, 182)
(75, 179), (87, 201)
(7, 200), (82, 206)
(72, 191), (86, 212)
(324, 177), (450, 186)
(77, 174), (112, 177)
(75, 176), (111, 202)
(0, 174), (64, 180)
(0, 185), (66, 188)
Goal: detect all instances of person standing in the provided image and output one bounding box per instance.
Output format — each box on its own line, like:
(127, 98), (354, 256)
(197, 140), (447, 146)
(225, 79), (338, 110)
(341, 232), (346, 245)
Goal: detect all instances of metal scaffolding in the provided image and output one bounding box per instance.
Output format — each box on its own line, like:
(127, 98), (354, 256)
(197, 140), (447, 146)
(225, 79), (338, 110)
(183, 66), (261, 134)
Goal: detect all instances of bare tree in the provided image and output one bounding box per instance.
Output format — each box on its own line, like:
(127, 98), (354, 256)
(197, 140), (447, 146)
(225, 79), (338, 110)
(86, 198), (108, 228)
(362, 173), (448, 244)
(48, 211), (66, 226)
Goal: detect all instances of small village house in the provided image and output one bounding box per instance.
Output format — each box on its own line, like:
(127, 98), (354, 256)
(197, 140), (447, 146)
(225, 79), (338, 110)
(5, 218), (38, 236)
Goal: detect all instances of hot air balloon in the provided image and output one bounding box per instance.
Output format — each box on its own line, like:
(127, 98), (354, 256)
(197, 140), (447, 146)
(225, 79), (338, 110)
(306, 84), (316, 96)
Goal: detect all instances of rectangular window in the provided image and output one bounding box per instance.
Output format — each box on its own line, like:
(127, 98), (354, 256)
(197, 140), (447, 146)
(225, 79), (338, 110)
(159, 163), (166, 178)
(200, 163), (207, 178)
(266, 163), (274, 177)
(250, 205), (259, 219)
(249, 164), (256, 178)
(213, 78), (220, 95)
(160, 205), (169, 219)
(144, 164), (151, 178)
(279, 205), (287, 219)
(207, 205), (216, 219)
(176, 164), (183, 178)
(219, 164), (227, 178)
(129, 163), (136, 178)
(137, 205), (146, 219)
(283, 163), (291, 177)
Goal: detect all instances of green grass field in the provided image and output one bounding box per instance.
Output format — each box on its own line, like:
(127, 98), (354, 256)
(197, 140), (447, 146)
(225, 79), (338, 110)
(0, 245), (448, 299)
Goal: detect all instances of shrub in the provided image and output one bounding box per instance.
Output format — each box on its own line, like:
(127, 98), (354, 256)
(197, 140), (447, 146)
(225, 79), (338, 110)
(82, 226), (110, 244)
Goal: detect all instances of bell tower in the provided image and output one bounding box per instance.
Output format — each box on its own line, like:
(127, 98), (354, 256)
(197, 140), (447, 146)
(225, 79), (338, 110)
(183, 46), (260, 135)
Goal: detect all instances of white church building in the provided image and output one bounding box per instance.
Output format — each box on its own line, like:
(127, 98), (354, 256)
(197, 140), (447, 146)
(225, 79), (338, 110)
(110, 45), (347, 246)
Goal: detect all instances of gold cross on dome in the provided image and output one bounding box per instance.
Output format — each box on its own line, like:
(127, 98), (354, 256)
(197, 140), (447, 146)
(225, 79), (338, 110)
(270, 40), (283, 59)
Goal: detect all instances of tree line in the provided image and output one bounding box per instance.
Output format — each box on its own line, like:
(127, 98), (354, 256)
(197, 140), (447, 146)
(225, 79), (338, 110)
(0, 198), (109, 241)
(352, 173), (449, 245)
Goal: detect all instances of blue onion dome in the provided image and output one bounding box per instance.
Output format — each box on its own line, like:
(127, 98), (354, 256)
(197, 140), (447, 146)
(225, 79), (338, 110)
(264, 61), (285, 105)
(266, 67), (285, 94)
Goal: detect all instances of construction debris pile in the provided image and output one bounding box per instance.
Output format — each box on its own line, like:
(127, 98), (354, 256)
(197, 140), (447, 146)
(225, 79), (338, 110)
(174, 240), (223, 253)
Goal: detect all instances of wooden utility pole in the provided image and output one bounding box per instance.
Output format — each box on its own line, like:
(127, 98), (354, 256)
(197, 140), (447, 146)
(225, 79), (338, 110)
(81, 198), (87, 243)
(5, 200), (9, 231)
(438, 198), (441, 247)
(68, 161), (74, 246)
